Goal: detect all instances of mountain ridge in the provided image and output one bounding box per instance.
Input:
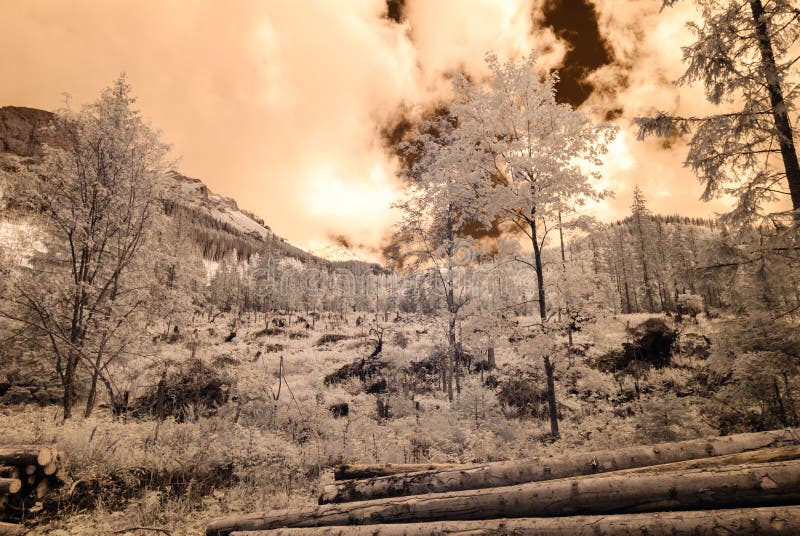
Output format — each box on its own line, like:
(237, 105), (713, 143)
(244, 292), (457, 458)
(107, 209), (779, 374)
(0, 105), (382, 271)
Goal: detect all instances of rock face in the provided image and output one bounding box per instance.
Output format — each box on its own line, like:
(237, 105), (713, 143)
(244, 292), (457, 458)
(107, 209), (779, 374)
(0, 106), (59, 156)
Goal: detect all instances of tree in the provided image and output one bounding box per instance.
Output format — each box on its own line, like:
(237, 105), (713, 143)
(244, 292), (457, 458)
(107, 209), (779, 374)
(441, 53), (613, 435)
(637, 0), (800, 224)
(630, 186), (657, 312)
(1, 75), (168, 419)
(450, 53), (615, 324)
(395, 114), (493, 402)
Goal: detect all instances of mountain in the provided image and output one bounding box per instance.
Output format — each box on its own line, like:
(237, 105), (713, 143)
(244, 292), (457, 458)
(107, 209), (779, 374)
(312, 244), (369, 263)
(0, 105), (377, 272)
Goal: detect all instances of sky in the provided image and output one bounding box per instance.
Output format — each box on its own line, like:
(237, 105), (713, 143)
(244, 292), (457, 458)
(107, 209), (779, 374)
(0, 0), (734, 260)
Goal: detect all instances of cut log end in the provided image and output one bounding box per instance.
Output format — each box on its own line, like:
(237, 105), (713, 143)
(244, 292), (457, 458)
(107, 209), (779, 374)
(36, 448), (55, 467)
(0, 477), (22, 495)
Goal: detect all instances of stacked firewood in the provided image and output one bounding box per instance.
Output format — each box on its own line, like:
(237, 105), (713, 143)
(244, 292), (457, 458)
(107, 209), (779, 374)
(207, 428), (800, 535)
(0, 445), (62, 535)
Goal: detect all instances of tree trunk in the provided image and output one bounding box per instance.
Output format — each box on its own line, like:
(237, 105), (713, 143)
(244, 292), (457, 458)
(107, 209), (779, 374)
(84, 365), (100, 418)
(0, 447), (55, 467)
(319, 428), (800, 503)
(334, 464), (461, 481)
(557, 209), (573, 347)
(446, 312), (456, 403)
(0, 522), (27, 536)
(207, 460), (800, 535)
(750, 0), (800, 211)
(529, 212), (546, 323)
(543, 355), (559, 437)
(62, 353), (78, 420)
(226, 506), (800, 536)
(634, 211), (655, 312)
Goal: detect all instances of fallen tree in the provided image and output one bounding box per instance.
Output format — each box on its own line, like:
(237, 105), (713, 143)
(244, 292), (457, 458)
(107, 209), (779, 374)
(226, 505), (800, 535)
(321, 427), (800, 503)
(0, 522), (26, 536)
(207, 459), (800, 535)
(0, 478), (21, 495)
(0, 447), (54, 467)
(334, 463), (460, 481)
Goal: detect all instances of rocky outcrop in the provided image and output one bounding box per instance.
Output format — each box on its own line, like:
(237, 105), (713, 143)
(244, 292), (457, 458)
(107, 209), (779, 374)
(0, 106), (60, 156)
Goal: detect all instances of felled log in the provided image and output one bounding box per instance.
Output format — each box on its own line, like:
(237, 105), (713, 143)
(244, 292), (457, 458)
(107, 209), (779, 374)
(0, 447), (54, 467)
(334, 463), (460, 481)
(34, 479), (49, 500)
(41, 462), (57, 477)
(227, 505), (800, 535)
(0, 522), (26, 536)
(321, 427), (800, 503)
(0, 478), (21, 495)
(206, 460), (800, 535)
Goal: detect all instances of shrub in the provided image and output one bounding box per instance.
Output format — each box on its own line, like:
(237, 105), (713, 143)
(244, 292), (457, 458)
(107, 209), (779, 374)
(132, 359), (232, 422)
(314, 334), (350, 346)
(595, 318), (677, 373)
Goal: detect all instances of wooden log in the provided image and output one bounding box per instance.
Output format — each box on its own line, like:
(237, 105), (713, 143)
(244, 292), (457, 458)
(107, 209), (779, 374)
(206, 460), (800, 535)
(334, 463), (460, 481)
(0, 479), (21, 495)
(0, 447), (53, 467)
(0, 522), (26, 536)
(34, 479), (48, 499)
(321, 427), (800, 503)
(41, 462), (57, 477)
(23, 466), (35, 477)
(227, 505), (800, 535)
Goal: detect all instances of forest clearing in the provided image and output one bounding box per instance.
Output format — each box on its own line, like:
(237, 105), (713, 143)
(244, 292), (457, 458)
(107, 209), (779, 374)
(2, 0), (800, 534)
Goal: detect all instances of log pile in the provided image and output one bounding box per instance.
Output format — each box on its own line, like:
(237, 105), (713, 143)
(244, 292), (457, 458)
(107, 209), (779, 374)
(0, 445), (64, 534)
(207, 428), (800, 536)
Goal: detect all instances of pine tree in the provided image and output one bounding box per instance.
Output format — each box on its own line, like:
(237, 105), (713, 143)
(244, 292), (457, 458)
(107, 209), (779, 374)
(637, 0), (800, 224)
(631, 186), (657, 312)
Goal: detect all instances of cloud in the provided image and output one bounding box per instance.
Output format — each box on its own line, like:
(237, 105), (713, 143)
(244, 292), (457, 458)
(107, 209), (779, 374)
(2, 0), (554, 260)
(583, 0), (732, 217)
(0, 0), (741, 262)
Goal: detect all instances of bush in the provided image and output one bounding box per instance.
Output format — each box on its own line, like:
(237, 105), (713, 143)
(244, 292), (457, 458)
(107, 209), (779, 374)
(132, 359), (232, 422)
(595, 318), (677, 373)
(703, 314), (800, 434)
(314, 334), (350, 346)
(495, 366), (549, 419)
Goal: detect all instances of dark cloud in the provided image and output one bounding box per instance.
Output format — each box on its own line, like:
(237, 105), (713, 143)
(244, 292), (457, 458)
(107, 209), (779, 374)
(539, 0), (613, 107)
(385, 0), (406, 23)
(329, 233), (352, 249)
(604, 107), (624, 121)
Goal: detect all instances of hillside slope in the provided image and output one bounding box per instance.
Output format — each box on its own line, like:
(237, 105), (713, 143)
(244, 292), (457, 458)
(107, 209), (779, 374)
(0, 105), (368, 270)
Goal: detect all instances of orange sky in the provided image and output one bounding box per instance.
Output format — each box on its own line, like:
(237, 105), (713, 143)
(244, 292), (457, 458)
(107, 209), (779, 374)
(0, 0), (734, 258)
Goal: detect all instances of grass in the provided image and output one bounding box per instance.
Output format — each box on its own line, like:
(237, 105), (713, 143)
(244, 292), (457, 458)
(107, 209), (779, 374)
(0, 310), (719, 534)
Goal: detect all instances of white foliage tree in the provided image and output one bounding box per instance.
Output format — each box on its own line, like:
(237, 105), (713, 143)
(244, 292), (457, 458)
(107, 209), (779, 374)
(1, 75), (169, 419)
(396, 113), (495, 402)
(449, 53), (615, 324)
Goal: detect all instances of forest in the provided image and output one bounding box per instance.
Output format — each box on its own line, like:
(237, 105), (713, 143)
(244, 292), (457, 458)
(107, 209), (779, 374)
(1, 0), (800, 534)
